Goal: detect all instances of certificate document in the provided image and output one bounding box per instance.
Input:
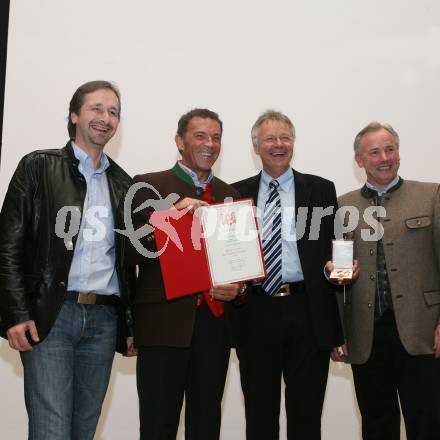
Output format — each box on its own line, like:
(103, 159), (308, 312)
(152, 198), (266, 299)
(200, 199), (266, 285)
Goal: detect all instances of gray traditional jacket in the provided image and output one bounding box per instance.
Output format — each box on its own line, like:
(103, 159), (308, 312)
(338, 179), (440, 364)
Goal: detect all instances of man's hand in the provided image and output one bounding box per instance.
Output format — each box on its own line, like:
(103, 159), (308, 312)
(6, 320), (39, 352)
(330, 343), (348, 362)
(210, 283), (240, 302)
(123, 336), (137, 357)
(434, 325), (440, 358)
(352, 260), (360, 279)
(174, 197), (208, 212)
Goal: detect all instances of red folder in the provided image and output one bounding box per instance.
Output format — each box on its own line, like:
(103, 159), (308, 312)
(151, 209), (211, 299)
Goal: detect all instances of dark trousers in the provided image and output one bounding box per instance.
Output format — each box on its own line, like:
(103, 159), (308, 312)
(352, 310), (440, 440)
(236, 292), (330, 440)
(136, 301), (230, 440)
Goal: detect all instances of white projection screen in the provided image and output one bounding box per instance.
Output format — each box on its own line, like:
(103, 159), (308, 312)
(1, 1), (440, 439)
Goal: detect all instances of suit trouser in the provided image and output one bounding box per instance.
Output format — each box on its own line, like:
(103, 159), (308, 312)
(352, 309), (440, 440)
(236, 291), (330, 440)
(136, 301), (230, 440)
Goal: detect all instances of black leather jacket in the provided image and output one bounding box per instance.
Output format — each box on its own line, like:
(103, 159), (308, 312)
(0, 142), (135, 352)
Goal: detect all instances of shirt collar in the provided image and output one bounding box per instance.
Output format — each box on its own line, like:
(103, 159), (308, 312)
(365, 175), (400, 196)
(72, 142), (109, 175)
(177, 161), (213, 189)
(261, 168), (294, 193)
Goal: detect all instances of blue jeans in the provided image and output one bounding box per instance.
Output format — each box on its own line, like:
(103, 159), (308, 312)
(20, 300), (118, 440)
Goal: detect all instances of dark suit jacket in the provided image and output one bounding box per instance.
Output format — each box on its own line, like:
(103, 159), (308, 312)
(126, 167), (240, 348)
(231, 169), (343, 350)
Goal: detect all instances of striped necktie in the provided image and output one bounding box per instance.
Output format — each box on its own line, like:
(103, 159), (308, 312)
(262, 180), (282, 295)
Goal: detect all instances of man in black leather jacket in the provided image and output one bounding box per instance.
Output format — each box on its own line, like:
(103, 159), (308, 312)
(0, 80), (135, 440)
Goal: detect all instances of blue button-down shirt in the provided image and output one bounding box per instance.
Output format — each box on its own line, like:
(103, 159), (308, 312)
(67, 143), (119, 296)
(366, 175), (400, 195)
(257, 169), (304, 282)
(177, 161), (214, 189)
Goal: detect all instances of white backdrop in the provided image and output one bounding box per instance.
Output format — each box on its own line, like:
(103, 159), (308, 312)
(1, 0), (440, 438)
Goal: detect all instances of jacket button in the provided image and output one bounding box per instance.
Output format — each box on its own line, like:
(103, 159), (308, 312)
(368, 302), (372, 308)
(369, 249), (374, 255)
(59, 281), (66, 287)
(370, 274), (375, 280)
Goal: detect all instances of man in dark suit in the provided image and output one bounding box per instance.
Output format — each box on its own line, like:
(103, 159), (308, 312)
(127, 109), (242, 440)
(231, 110), (343, 440)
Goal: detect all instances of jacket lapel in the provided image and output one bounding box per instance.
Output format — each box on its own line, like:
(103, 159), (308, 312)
(292, 169), (312, 261)
(243, 173), (261, 205)
(293, 169), (312, 216)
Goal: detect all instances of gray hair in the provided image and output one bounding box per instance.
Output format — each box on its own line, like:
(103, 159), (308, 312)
(354, 121), (399, 153)
(251, 110), (296, 145)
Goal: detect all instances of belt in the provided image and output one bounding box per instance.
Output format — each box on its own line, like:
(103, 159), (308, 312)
(65, 291), (120, 306)
(255, 281), (305, 297)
